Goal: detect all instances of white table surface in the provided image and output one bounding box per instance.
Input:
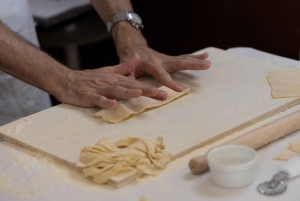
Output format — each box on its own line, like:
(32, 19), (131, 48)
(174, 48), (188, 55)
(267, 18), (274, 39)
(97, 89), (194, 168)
(1, 47), (300, 201)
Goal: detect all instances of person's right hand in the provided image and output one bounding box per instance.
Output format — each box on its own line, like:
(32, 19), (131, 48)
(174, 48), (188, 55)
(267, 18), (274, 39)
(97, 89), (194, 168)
(55, 54), (167, 108)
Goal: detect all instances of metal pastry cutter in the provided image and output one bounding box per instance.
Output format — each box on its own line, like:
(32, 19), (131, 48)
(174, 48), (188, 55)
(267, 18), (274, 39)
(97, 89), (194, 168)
(257, 154), (300, 195)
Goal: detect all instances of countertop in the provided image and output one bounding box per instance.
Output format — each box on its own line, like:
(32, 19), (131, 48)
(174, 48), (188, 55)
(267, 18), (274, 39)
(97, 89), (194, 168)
(1, 47), (300, 201)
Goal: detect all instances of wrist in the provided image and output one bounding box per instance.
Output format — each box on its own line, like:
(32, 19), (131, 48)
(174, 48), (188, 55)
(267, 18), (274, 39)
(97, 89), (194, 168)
(111, 21), (147, 58)
(46, 64), (72, 102)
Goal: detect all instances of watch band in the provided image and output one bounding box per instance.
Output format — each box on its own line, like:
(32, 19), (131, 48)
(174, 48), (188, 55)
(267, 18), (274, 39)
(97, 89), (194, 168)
(106, 12), (144, 35)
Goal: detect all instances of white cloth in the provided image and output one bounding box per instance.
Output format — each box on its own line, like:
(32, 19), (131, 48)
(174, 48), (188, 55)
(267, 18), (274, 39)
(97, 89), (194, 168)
(0, 0), (51, 126)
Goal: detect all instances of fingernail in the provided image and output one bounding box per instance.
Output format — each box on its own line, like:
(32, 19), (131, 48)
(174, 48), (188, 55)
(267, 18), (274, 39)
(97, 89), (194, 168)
(106, 99), (117, 107)
(158, 91), (167, 98)
(134, 53), (140, 59)
(132, 89), (142, 96)
(175, 85), (183, 91)
(202, 61), (211, 66)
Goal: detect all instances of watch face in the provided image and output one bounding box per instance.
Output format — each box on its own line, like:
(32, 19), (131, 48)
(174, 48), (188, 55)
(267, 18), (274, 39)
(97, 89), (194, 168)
(128, 13), (142, 24)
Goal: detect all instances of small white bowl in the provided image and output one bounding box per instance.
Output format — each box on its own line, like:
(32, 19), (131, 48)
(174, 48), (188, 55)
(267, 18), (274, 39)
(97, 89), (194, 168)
(207, 145), (257, 188)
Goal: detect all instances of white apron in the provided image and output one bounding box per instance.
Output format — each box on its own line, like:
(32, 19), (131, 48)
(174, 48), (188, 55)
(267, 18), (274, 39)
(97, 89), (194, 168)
(0, 0), (51, 126)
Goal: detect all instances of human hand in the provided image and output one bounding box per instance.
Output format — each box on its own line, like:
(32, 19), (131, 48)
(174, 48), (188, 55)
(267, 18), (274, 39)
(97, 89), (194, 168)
(111, 22), (211, 92)
(119, 45), (211, 92)
(55, 54), (167, 108)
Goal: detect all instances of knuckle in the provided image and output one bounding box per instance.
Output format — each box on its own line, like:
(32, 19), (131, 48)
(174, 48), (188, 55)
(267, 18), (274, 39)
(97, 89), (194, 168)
(106, 85), (115, 92)
(113, 85), (118, 92)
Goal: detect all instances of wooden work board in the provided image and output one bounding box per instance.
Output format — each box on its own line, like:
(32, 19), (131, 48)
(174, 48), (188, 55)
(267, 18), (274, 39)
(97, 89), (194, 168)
(1, 47), (300, 187)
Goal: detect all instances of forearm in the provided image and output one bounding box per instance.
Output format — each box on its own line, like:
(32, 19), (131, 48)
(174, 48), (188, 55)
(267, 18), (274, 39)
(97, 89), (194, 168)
(91, 0), (147, 58)
(0, 22), (70, 98)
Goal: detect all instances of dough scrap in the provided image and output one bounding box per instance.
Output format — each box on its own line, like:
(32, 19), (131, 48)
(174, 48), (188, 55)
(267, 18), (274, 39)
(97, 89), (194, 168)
(273, 147), (297, 160)
(76, 136), (171, 185)
(289, 138), (300, 152)
(140, 196), (147, 201)
(94, 86), (190, 123)
(274, 138), (300, 160)
(267, 70), (300, 98)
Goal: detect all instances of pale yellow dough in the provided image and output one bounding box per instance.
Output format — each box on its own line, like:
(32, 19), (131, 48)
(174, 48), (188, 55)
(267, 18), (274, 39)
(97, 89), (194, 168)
(76, 136), (171, 185)
(140, 196), (147, 201)
(290, 138), (300, 152)
(267, 70), (300, 98)
(274, 138), (300, 160)
(94, 86), (190, 123)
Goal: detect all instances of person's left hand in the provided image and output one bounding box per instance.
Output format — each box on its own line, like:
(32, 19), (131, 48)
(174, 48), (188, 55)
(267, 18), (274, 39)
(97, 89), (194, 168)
(119, 44), (211, 92)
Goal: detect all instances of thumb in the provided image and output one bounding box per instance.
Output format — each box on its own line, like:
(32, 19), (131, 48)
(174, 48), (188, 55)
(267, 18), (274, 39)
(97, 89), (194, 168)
(113, 53), (140, 75)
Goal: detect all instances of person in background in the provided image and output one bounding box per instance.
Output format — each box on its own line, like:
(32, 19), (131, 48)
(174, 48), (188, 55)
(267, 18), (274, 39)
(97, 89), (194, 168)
(0, 0), (210, 126)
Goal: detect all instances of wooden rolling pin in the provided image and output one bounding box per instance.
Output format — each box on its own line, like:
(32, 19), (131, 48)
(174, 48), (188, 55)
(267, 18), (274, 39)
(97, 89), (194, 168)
(189, 109), (300, 174)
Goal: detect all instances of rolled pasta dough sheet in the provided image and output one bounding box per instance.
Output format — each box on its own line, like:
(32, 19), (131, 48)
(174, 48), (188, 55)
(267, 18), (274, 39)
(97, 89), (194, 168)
(267, 70), (300, 98)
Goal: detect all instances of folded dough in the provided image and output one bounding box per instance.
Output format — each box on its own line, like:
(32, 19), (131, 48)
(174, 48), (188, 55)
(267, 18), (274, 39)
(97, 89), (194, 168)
(76, 136), (171, 185)
(94, 86), (190, 123)
(267, 70), (300, 98)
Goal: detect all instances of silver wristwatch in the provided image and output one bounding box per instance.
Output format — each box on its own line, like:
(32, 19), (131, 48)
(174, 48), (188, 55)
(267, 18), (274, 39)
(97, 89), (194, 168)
(106, 12), (144, 34)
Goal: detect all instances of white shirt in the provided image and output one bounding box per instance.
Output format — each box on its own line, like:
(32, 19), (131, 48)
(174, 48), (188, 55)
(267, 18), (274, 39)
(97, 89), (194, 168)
(0, 0), (51, 126)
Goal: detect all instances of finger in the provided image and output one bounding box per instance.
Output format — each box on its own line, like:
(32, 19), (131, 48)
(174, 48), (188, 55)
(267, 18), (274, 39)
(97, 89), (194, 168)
(148, 64), (183, 92)
(100, 85), (142, 100)
(194, 52), (209, 60)
(166, 58), (211, 72)
(172, 55), (210, 64)
(117, 79), (167, 99)
(90, 95), (117, 108)
(179, 52), (209, 60)
(113, 53), (140, 75)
